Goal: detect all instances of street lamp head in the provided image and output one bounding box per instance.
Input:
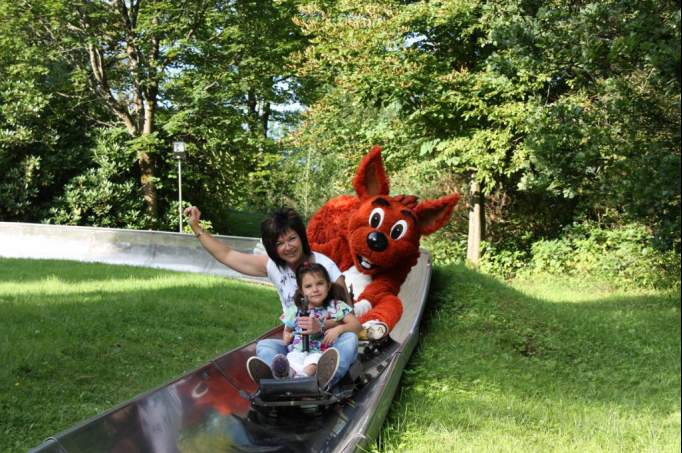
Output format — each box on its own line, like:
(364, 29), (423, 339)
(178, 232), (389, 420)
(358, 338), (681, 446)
(173, 141), (186, 160)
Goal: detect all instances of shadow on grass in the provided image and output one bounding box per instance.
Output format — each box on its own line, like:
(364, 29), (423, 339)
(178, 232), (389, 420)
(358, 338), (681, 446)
(0, 258), (192, 284)
(387, 263), (681, 439)
(0, 267), (280, 453)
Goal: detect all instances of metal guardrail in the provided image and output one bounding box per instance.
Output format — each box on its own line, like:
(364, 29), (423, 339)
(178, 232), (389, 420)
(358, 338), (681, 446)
(0, 222), (431, 342)
(0, 222), (267, 284)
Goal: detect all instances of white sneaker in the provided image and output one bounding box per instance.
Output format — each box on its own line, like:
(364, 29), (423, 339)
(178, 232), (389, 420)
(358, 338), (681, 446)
(246, 356), (273, 384)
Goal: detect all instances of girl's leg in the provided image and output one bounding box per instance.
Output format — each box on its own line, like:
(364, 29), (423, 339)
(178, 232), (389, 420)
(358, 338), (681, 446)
(256, 339), (288, 366)
(303, 352), (323, 377)
(287, 351), (308, 377)
(303, 364), (317, 376)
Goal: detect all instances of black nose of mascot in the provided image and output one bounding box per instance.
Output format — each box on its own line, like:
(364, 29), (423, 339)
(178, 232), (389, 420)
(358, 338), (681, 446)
(367, 231), (388, 252)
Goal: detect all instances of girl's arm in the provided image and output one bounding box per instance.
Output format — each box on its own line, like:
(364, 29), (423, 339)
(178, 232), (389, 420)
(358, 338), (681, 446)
(322, 312), (361, 346)
(283, 326), (294, 344)
(323, 276), (351, 330)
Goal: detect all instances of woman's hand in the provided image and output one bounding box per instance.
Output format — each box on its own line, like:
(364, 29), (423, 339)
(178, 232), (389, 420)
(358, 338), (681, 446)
(322, 326), (342, 346)
(283, 330), (293, 345)
(297, 315), (322, 335)
(183, 206), (202, 227)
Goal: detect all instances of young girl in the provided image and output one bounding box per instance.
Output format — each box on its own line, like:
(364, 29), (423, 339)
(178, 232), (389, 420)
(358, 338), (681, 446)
(272, 262), (361, 389)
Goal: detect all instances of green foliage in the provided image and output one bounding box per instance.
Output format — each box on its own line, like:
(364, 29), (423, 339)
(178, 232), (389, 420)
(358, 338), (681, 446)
(481, 222), (681, 290)
(288, 0), (681, 254)
(46, 129), (150, 228)
(159, 0), (311, 217)
(0, 156), (41, 219)
(421, 233), (467, 267)
(1, 0), (311, 225)
(0, 1), (98, 222)
(478, 241), (529, 279)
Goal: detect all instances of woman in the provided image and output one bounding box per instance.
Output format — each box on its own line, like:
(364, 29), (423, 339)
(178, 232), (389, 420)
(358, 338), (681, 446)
(184, 206), (358, 389)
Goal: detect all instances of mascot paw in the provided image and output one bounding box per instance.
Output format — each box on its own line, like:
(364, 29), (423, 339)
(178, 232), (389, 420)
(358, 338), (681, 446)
(362, 320), (388, 340)
(353, 299), (372, 317)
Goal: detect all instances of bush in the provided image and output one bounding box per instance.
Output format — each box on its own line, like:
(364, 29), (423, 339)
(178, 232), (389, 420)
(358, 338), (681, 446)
(479, 242), (529, 280)
(496, 222), (682, 290)
(45, 129), (151, 229)
(422, 232), (467, 266)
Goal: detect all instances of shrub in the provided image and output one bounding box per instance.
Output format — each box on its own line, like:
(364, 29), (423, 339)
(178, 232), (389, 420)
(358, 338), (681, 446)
(45, 129), (151, 229)
(479, 242), (529, 280)
(524, 222), (680, 290)
(422, 233), (467, 266)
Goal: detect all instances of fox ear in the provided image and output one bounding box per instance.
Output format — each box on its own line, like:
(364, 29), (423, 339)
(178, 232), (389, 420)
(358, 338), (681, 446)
(415, 193), (460, 235)
(353, 146), (389, 199)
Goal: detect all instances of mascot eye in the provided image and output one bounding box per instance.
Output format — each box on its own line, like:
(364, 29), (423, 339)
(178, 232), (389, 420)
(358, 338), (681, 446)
(369, 208), (385, 228)
(390, 220), (408, 240)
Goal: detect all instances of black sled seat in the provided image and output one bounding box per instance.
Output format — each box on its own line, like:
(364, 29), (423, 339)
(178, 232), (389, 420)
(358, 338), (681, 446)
(246, 349), (366, 408)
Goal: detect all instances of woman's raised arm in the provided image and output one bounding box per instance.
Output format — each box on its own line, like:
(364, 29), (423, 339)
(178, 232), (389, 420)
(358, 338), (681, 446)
(184, 206), (268, 277)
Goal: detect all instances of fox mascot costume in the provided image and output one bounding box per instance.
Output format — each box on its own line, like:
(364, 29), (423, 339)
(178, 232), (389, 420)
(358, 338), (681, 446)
(307, 146), (460, 339)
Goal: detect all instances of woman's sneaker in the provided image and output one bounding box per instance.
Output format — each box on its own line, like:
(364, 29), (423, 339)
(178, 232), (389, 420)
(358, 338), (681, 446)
(246, 356), (273, 384)
(316, 348), (340, 390)
(271, 354), (291, 379)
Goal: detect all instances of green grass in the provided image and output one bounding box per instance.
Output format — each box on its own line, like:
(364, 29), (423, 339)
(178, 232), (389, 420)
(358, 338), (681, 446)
(2, 259), (680, 452)
(373, 265), (681, 452)
(0, 258), (279, 453)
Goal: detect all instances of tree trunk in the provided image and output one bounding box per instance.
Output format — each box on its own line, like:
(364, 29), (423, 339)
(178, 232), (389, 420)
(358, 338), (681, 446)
(139, 100), (158, 220)
(466, 179), (485, 266)
(138, 149), (158, 220)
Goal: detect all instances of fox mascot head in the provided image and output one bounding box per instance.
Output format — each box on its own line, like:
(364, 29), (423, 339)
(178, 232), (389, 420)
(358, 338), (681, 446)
(307, 146), (460, 339)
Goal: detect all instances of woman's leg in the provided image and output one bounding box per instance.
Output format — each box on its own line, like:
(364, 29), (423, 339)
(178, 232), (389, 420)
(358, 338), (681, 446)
(330, 332), (358, 386)
(256, 339), (288, 366)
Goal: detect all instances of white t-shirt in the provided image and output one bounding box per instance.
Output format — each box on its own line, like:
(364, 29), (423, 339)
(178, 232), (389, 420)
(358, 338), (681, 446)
(266, 251), (342, 314)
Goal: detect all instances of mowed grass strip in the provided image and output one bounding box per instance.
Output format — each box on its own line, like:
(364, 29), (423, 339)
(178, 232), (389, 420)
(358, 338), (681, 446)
(0, 258), (279, 453)
(375, 265), (681, 453)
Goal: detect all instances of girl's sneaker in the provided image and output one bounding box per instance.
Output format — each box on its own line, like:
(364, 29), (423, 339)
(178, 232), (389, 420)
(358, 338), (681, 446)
(316, 348), (340, 390)
(246, 356), (273, 384)
(271, 354), (291, 379)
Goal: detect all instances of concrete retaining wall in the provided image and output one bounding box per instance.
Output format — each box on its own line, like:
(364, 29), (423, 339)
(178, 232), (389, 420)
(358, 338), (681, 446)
(0, 222), (267, 283)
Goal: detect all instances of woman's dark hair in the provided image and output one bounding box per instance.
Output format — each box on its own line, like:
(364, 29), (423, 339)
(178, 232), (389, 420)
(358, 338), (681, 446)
(294, 262), (333, 309)
(260, 207), (311, 268)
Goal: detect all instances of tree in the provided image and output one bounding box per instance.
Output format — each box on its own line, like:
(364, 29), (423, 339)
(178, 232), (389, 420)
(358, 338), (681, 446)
(0, 2), (98, 222)
(162, 0), (311, 221)
(2, 0), (311, 229)
(288, 0), (681, 259)
(5, 1), (228, 221)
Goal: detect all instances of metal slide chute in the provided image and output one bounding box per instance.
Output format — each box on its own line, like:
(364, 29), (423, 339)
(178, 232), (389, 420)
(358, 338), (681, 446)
(0, 223), (432, 452)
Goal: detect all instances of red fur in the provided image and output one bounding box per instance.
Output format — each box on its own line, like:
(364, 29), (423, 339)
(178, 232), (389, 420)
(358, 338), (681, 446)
(308, 146), (460, 331)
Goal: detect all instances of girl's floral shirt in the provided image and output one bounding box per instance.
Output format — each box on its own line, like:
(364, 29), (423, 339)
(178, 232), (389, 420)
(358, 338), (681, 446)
(282, 300), (353, 353)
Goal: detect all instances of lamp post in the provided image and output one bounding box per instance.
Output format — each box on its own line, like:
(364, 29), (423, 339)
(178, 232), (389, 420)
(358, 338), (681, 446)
(173, 141), (186, 233)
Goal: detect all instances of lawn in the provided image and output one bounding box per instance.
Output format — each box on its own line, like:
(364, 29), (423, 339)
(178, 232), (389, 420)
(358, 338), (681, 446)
(1, 259), (679, 453)
(0, 258), (280, 452)
(374, 265), (681, 452)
